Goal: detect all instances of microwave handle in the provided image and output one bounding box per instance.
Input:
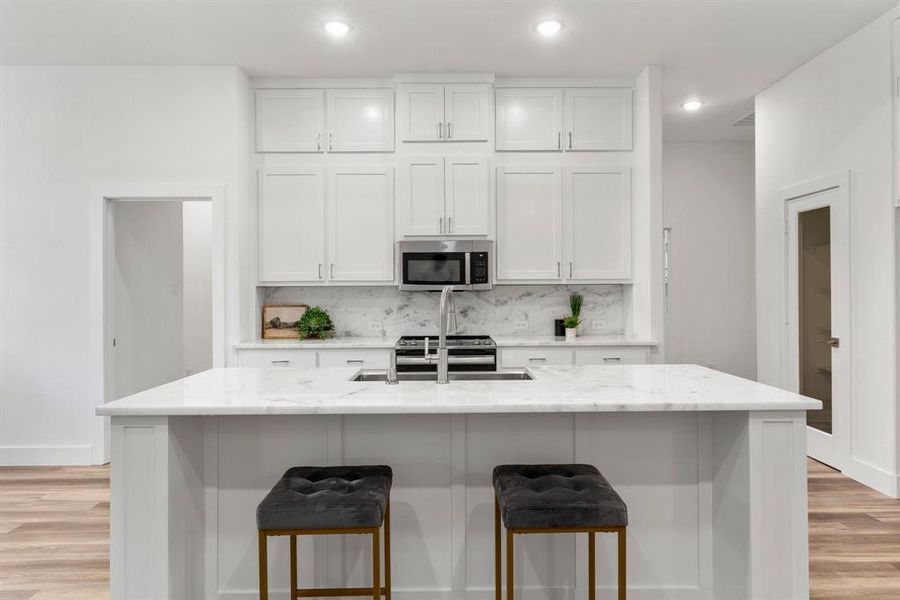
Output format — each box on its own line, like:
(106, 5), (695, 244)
(465, 252), (471, 285)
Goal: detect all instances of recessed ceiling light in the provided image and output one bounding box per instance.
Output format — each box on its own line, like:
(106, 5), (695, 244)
(535, 20), (563, 36)
(324, 21), (351, 36)
(682, 100), (704, 112)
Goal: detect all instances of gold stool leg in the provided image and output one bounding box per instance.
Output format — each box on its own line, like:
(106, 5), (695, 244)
(258, 531), (268, 600)
(289, 534), (297, 600)
(588, 531), (596, 600)
(384, 504), (392, 600)
(506, 529), (514, 600)
(618, 528), (626, 600)
(372, 527), (381, 600)
(494, 497), (501, 600)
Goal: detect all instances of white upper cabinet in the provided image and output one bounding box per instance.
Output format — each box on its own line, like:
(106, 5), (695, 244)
(399, 157), (444, 236)
(496, 87), (633, 152)
(258, 168), (326, 282)
(564, 166), (632, 280)
(495, 88), (564, 151)
(255, 90), (325, 152)
(444, 84), (491, 141)
(397, 83), (491, 142)
(398, 84), (445, 141)
(399, 156), (489, 237)
(326, 90), (395, 152)
(445, 157), (489, 235)
(564, 88), (633, 151)
(496, 166), (563, 280)
(328, 167), (395, 281)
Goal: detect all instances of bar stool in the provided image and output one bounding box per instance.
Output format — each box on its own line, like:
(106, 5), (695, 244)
(493, 464), (627, 600)
(257, 465), (392, 600)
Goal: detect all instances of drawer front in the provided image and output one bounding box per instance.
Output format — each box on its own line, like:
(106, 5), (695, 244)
(317, 349), (390, 369)
(500, 347), (574, 369)
(238, 349), (317, 368)
(574, 348), (649, 365)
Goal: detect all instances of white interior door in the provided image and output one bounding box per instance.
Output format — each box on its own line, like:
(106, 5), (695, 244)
(445, 156), (489, 236)
(785, 173), (850, 470)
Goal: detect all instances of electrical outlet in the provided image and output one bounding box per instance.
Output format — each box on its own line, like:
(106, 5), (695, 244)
(368, 321), (382, 332)
(515, 320), (529, 332)
(591, 319), (608, 331)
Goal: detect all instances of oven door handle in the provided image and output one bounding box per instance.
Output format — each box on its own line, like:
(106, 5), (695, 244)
(396, 356), (495, 366)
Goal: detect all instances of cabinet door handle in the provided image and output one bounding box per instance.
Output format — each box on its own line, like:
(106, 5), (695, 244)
(346, 359), (364, 364)
(438, 122), (443, 139)
(439, 217), (443, 233)
(330, 263), (335, 278)
(447, 122), (452, 139)
(328, 133), (333, 151)
(557, 131), (561, 150)
(448, 216), (452, 233)
(569, 262), (573, 278)
(272, 359), (291, 365)
(316, 133), (321, 151)
(568, 131), (573, 149)
(603, 357), (622, 362)
(528, 357), (547, 362)
(557, 262), (561, 277)
(318, 263), (323, 279)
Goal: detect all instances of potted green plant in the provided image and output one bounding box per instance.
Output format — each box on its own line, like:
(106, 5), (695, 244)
(297, 306), (335, 340)
(564, 293), (583, 341)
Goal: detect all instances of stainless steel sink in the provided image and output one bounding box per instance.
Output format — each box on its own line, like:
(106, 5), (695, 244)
(352, 370), (533, 382)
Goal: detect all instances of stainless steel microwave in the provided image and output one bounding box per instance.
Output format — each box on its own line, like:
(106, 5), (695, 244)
(398, 240), (492, 291)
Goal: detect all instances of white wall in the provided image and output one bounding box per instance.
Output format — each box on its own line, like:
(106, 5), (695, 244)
(111, 201), (185, 399)
(0, 66), (251, 465)
(756, 8), (900, 496)
(663, 142), (756, 380)
(182, 200), (212, 376)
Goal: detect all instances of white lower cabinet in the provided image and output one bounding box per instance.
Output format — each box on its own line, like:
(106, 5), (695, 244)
(238, 349), (317, 368)
(574, 348), (649, 365)
(500, 347), (573, 368)
(317, 349), (390, 369)
(327, 167), (395, 281)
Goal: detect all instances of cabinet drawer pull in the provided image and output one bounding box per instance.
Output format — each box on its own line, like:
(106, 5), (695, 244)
(528, 357), (547, 362)
(345, 359), (365, 364)
(271, 359), (291, 365)
(603, 357), (621, 362)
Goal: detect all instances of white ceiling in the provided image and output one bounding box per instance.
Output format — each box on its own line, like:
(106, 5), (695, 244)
(1, 0), (896, 142)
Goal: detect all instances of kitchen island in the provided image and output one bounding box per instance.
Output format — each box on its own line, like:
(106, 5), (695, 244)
(98, 365), (820, 600)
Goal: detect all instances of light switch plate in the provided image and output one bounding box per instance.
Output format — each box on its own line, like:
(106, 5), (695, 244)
(515, 321), (529, 332)
(591, 319), (608, 331)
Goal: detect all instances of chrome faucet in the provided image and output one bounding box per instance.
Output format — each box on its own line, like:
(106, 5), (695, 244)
(386, 348), (399, 385)
(435, 285), (457, 384)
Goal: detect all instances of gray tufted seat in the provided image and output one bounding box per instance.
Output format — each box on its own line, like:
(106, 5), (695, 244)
(257, 465), (393, 530)
(493, 464), (627, 529)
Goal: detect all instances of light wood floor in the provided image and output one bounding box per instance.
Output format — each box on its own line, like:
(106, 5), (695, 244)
(0, 460), (897, 599)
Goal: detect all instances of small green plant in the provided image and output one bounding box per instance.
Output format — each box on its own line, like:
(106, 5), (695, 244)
(297, 306), (334, 339)
(564, 293), (583, 329)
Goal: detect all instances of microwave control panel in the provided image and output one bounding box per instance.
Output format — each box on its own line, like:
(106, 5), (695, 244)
(470, 252), (489, 284)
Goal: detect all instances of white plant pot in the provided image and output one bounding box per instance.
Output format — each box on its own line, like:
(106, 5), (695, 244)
(565, 328), (577, 341)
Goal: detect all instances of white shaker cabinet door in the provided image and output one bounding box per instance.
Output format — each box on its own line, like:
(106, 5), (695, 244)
(258, 168), (326, 282)
(445, 156), (489, 236)
(564, 166), (631, 281)
(328, 167), (395, 281)
(255, 89), (325, 152)
(496, 166), (563, 281)
(495, 88), (563, 151)
(397, 84), (444, 141)
(399, 157), (445, 236)
(564, 88), (633, 151)
(444, 84), (491, 141)
(326, 89), (395, 152)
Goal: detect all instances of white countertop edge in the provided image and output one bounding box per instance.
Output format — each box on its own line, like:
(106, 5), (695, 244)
(234, 336), (658, 350)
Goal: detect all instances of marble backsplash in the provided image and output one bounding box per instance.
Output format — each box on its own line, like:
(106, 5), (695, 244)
(262, 285), (626, 337)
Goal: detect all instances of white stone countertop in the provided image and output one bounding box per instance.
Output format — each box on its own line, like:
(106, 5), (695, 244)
(234, 336), (656, 350)
(97, 365), (821, 416)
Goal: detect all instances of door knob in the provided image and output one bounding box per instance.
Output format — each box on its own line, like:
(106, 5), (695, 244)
(826, 337), (840, 348)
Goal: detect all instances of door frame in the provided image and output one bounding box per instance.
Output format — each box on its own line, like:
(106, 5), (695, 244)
(782, 171), (851, 470)
(89, 183), (227, 464)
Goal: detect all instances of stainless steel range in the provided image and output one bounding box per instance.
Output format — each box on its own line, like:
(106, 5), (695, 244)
(394, 335), (497, 372)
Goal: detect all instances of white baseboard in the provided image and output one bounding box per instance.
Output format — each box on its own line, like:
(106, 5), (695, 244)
(843, 456), (900, 498)
(0, 445), (93, 466)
